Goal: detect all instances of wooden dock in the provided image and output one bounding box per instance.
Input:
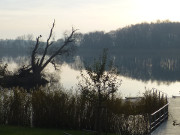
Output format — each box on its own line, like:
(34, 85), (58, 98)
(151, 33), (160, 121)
(152, 98), (180, 135)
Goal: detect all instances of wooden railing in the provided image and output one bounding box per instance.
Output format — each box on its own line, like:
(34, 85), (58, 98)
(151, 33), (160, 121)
(149, 102), (169, 133)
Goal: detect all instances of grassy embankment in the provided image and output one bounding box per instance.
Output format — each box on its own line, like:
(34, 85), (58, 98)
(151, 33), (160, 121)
(0, 125), (115, 135)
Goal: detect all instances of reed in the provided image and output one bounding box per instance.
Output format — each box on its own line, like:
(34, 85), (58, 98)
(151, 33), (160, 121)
(0, 87), (167, 135)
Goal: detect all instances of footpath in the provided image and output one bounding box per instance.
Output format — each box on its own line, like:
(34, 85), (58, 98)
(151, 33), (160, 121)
(152, 98), (180, 135)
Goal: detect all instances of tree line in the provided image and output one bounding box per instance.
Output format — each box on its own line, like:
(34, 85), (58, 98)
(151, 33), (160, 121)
(77, 20), (180, 50)
(1, 20), (180, 56)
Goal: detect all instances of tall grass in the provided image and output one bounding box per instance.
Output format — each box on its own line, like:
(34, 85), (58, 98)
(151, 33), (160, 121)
(0, 87), (167, 134)
(0, 88), (31, 126)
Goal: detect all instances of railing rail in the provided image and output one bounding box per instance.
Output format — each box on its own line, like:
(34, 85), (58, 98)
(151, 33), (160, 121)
(149, 102), (169, 133)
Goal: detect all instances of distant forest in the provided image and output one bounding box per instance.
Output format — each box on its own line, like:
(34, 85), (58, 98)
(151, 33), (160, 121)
(1, 20), (180, 56)
(78, 20), (180, 50)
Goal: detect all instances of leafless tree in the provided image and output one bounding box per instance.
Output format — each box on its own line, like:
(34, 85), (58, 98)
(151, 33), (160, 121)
(19, 20), (77, 85)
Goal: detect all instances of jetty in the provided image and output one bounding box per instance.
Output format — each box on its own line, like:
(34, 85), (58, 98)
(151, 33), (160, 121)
(152, 97), (180, 135)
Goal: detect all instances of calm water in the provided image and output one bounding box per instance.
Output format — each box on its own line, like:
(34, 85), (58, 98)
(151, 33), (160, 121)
(60, 63), (180, 98)
(2, 54), (180, 98)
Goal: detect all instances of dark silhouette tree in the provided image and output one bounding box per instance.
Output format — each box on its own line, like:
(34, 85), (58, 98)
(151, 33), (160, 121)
(29, 20), (76, 81)
(78, 49), (121, 135)
(11, 20), (77, 88)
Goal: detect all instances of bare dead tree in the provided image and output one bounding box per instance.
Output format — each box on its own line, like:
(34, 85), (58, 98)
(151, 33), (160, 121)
(19, 20), (77, 85)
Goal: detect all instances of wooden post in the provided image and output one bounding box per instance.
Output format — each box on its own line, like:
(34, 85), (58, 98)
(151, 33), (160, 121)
(149, 114), (152, 134)
(164, 106), (165, 120)
(166, 104), (169, 119)
(153, 89), (154, 95)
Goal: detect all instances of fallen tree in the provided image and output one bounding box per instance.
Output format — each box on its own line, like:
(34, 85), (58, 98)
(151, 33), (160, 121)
(0, 20), (77, 89)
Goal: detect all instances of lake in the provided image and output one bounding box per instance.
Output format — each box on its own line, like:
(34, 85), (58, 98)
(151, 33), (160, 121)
(2, 53), (180, 98)
(60, 63), (180, 98)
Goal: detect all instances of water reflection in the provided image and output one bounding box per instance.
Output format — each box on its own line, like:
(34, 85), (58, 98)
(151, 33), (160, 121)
(1, 53), (180, 97)
(59, 63), (180, 98)
(65, 54), (180, 97)
(114, 56), (180, 82)
(73, 53), (180, 82)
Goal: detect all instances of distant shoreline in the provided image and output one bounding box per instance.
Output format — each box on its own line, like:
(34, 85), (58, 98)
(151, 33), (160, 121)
(78, 48), (180, 57)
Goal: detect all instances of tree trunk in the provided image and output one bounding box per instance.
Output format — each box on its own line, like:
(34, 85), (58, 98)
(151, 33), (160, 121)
(31, 67), (45, 86)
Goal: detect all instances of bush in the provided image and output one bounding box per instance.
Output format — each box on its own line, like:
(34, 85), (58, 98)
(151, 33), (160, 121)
(138, 90), (167, 114)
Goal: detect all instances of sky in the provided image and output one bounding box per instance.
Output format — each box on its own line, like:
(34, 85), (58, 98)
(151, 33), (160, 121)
(1, 0), (180, 39)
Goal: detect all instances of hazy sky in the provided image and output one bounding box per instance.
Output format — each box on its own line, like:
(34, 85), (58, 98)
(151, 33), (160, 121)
(1, 0), (180, 39)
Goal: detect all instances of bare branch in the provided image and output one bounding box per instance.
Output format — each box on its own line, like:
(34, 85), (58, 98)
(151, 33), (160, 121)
(39, 20), (55, 67)
(50, 59), (59, 70)
(31, 35), (41, 70)
(29, 21), (77, 85)
(47, 19), (55, 44)
(41, 28), (77, 71)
